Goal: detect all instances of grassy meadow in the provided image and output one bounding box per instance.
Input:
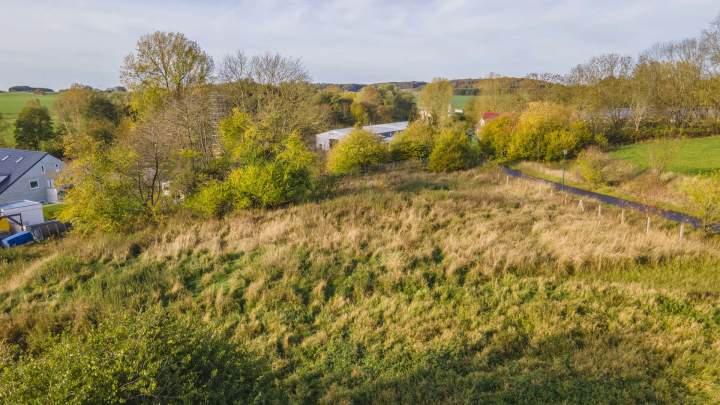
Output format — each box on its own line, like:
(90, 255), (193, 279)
(611, 136), (720, 175)
(2, 164), (720, 403)
(0, 92), (59, 145)
(452, 95), (475, 111)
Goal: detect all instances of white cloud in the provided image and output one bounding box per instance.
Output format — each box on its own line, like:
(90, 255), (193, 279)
(0, 0), (718, 90)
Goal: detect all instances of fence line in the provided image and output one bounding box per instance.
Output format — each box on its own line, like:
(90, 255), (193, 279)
(500, 166), (704, 229)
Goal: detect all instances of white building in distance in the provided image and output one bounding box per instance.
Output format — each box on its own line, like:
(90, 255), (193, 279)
(315, 121), (409, 151)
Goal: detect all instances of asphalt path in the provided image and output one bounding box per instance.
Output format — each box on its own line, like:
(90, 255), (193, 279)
(501, 166), (704, 229)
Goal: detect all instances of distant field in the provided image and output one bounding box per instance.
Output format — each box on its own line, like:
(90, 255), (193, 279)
(611, 136), (720, 175)
(451, 95), (474, 110)
(0, 92), (59, 145)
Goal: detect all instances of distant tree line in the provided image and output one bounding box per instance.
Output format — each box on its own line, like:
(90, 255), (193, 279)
(472, 13), (720, 162)
(8, 86), (54, 93)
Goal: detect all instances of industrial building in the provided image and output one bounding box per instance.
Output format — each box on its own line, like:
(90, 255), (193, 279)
(315, 121), (409, 150)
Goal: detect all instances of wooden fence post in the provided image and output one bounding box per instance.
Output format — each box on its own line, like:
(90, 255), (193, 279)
(645, 216), (651, 234)
(578, 200), (585, 212)
(679, 223), (685, 241)
(597, 205), (602, 218)
(620, 209), (625, 225)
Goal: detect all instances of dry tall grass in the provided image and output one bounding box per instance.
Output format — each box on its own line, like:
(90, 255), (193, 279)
(2, 164), (720, 403)
(146, 166), (716, 272)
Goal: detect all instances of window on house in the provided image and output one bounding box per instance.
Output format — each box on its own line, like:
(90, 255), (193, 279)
(29, 179), (39, 189)
(47, 179), (54, 188)
(41, 165), (45, 174)
(55, 163), (60, 171)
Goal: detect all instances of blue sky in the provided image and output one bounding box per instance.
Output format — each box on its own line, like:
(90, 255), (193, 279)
(1, 0), (719, 90)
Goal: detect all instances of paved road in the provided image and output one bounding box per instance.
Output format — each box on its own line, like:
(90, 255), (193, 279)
(501, 166), (704, 229)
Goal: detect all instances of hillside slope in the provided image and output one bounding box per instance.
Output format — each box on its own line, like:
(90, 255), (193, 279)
(1, 166), (720, 403)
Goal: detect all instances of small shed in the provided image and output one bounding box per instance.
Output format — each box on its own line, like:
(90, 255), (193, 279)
(0, 200), (45, 233)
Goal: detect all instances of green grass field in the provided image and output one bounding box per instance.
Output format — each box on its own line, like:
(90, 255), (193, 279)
(0, 92), (59, 145)
(611, 136), (720, 175)
(451, 95), (474, 110)
(42, 203), (64, 220)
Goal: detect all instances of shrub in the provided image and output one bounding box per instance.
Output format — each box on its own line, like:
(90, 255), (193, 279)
(389, 121), (436, 162)
(230, 134), (318, 209)
(478, 114), (514, 160)
(681, 171), (720, 229)
(0, 309), (269, 404)
(185, 180), (235, 218)
(188, 111), (319, 217)
(496, 102), (598, 162)
(427, 127), (478, 172)
(326, 129), (388, 175)
(574, 147), (611, 186)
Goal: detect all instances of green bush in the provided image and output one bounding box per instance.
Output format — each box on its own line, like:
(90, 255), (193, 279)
(59, 146), (148, 233)
(681, 171), (720, 229)
(230, 134), (318, 209)
(0, 309), (270, 404)
(483, 102), (599, 162)
(574, 147), (610, 186)
(389, 121), (436, 162)
(326, 129), (388, 175)
(185, 180), (235, 218)
(427, 127), (479, 172)
(478, 114), (514, 160)
(188, 111), (319, 217)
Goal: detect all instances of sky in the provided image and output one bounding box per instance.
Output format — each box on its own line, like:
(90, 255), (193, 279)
(1, 0), (719, 90)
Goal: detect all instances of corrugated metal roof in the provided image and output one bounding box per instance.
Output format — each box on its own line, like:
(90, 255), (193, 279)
(316, 121), (409, 141)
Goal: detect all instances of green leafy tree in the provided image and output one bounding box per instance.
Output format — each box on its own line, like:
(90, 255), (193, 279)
(505, 102), (595, 161)
(14, 100), (54, 150)
(55, 86), (125, 158)
(229, 133), (317, 209)
(418, 79), (453, 125)
(121, 31), (214, 97)
(478, 114), (515, 160)
(187, 109), (318, 216)
(326, 129), (388, 175)
(58, 146), (147, 233)
(427, 127), (479, 172)
(389, 121), (436, 162)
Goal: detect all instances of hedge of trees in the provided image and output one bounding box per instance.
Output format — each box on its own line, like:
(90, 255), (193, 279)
(469, 14), (720, 149)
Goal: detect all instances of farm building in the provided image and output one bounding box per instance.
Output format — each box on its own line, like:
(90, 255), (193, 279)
(315, 121), (409, 150)
(478, 112), (501, 128)
(0, 148), (63, 204)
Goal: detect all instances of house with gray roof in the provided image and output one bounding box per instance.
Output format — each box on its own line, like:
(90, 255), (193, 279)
(0, 148), (63, 205)
(315, 121), (409, 151)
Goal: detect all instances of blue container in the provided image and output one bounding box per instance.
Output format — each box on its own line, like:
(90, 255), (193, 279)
(2, 231), (34, 248)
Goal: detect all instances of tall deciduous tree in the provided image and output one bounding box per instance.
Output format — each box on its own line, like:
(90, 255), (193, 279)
(14, 100), (54, 150)
(418, 78), (453, 125)
(121, 31), (214, 97)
